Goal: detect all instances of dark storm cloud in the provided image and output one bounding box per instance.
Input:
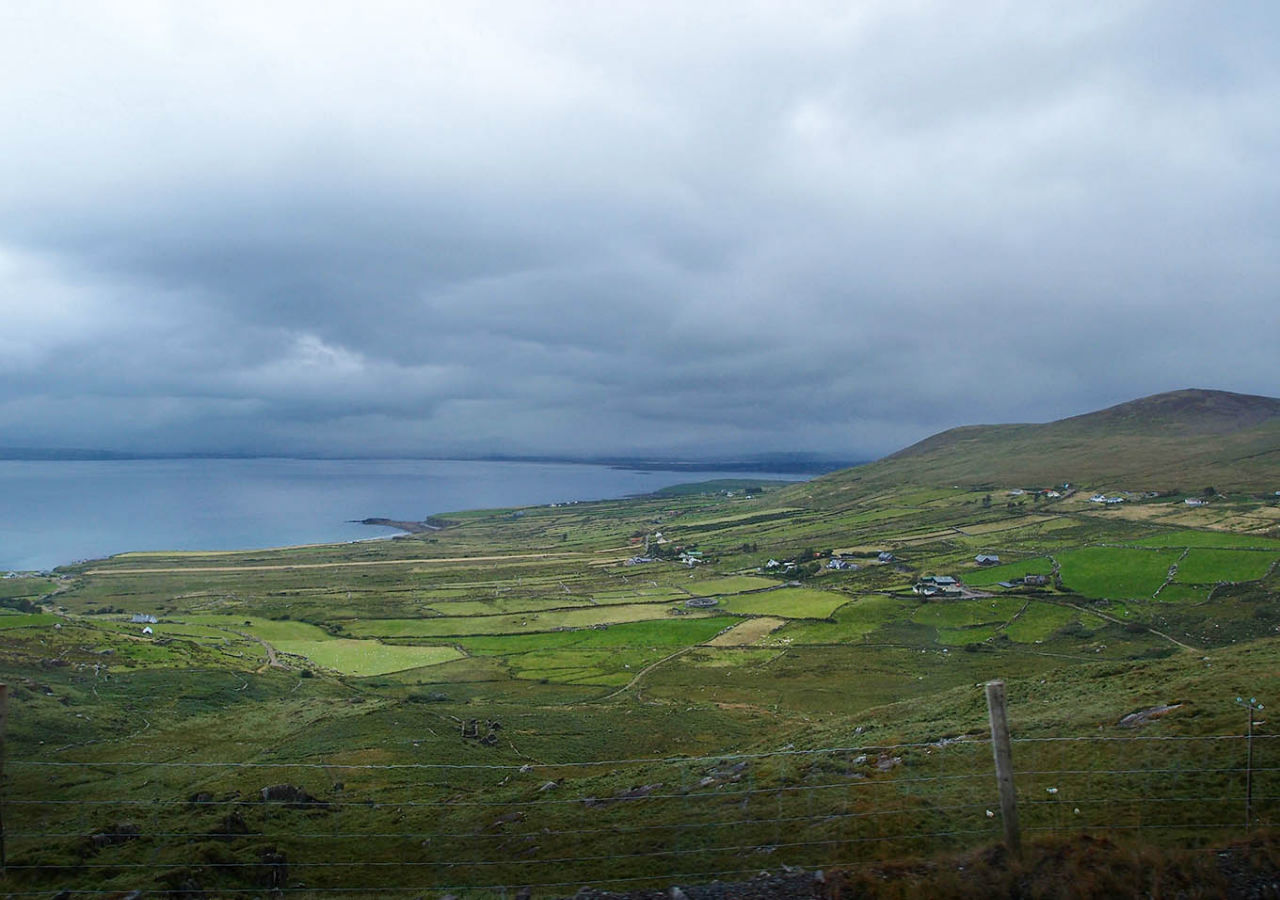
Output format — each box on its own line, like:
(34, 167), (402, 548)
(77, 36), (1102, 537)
(1, 1), (1277, 458)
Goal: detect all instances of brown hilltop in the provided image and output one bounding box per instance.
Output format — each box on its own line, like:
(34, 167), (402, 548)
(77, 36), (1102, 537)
(823, 389), (1280, 492)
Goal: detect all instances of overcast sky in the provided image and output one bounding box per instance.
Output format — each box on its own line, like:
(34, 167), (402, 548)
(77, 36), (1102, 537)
(1, 2), (1276, 460)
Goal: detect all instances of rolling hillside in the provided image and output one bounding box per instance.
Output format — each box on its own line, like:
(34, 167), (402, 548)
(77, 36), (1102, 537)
(819, 389), (1280, 493)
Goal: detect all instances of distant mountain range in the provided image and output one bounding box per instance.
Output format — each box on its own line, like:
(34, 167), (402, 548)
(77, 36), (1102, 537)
(829, 388), (1280, 491)
(0, 447), (855, 474)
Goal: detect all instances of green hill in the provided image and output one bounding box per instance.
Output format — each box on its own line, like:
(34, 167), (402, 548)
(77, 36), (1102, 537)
(826, 388), (1280, 492)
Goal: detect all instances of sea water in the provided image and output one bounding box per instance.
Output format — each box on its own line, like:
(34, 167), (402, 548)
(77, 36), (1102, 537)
(0, 458), (803, 571)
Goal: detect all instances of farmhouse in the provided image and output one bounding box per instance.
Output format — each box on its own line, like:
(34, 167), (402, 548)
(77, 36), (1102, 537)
(1023, 574), (1049, 586)
(877, 551), (895, 563)
(914, 574), (961, 596)
(974, 554), (1000, 566)
(1185, 498), (1208, 507)
(826, 558), (858, 570)
(130, 613), (158, 624)
(920, 575), (957, 586)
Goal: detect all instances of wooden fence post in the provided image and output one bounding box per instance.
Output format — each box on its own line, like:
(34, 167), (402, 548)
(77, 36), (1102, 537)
(0, 682), (7, 872)
(986, 679), (1021, 857)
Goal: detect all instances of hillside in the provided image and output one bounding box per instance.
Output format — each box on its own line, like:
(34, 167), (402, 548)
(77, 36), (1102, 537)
(827, 389), (1280, 493)
(2, 387), (1278, 897)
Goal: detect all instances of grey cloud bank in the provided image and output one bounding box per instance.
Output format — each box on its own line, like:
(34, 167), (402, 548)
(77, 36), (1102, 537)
(1, 1), (1277, 460)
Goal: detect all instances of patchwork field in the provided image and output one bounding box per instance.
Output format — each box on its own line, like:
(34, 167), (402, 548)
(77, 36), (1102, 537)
(5, 465), (1279, 897)
(1057, 547), (1183, 599)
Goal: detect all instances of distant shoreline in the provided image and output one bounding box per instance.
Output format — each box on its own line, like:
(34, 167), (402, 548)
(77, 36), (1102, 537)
(352, 517), (444, 534)
(0, 449), (858, 474)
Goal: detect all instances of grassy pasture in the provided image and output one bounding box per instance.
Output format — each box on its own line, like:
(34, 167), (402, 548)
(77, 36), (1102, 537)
(1132, 529), (1280, 549)
(273, 639), (463, 676)
(452, 617), (736, 654)
(0, 576), (57, 599)
(912, 597), (1023, 629)
(1058, 547), (1182, 599)
(589, 587), (690, 604)
(685, 575), (780, 596)
(717, 586), (849, 618)
(0, 612), (59, 629)
(1155, 583), (1211, 603)
(935, 624), (1003, 645)
(773, 595), (913, 644)
(955, 515), (1059, 535)
(1003, 602), (1082, 642)
(963, 557), (1055, 586)
(182, 615), (332, 641)
(705, 616), (787, 646)
(343, 601), (707, 638)
(1174, 549), (1276, 583)
(419, 596), (589, 616)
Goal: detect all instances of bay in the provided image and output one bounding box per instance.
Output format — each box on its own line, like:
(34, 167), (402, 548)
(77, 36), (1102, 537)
(0, 458), (804, 571)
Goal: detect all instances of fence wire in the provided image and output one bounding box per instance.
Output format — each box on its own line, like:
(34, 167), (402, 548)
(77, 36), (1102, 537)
(1, 733), (1274, 897)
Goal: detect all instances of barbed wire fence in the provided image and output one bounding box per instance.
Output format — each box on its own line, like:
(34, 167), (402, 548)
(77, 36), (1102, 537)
(0, 684), (1274, 897)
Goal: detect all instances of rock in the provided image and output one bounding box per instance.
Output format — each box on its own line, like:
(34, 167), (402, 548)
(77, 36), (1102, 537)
(669, 887), (689, 899)
(216, 810), (250, 838)
(489, 811), (526, 829)
(188, 792), (214, 805)
(616, 783), (663, 801)
(538, 781), (559, 792)
(89, 821), (141, 849)
(519, 764), (534, 774)
(260, 783), (322, 807)
(1118, 703), (1183, 728)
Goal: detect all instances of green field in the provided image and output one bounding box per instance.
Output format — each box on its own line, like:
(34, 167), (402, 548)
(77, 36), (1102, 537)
(1058, 547), (1182, 599)
(453, 617), (735, 654)
(343, 601), (710, 637)
(0, 612), (59, 629)
(274, 639), (463, 675)
(1133, 529), (1280, 549)
(685, 575), (781, 596)
(912, 597), (1024, 628)
(1003, 601), (1082, 642)
(6, 423), (1280, 898)
(717, 586), (849, 618)
(1174, 549), (1277, 584)
(774, 595), (912, 644)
